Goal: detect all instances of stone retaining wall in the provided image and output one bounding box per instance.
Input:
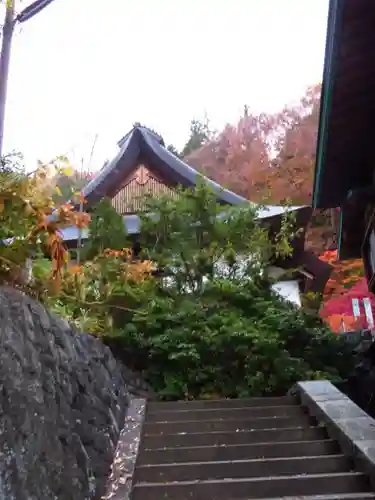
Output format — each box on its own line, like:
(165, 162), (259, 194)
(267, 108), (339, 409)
(0, 286), (131, 500)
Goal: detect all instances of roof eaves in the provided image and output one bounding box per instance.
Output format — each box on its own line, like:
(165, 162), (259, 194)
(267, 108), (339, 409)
(313, 0), (344, 209)
(81, 130), (138, 200)
(58, 205), (310, 242)
(141, 130), (248, 205)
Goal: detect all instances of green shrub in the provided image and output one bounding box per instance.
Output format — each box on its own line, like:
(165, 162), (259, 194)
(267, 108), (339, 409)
(108, 279), (353, 400)
(50, 182), (352, 400)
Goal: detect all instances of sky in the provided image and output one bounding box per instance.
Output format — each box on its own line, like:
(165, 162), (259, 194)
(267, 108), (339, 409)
(2, 0), (329, 171)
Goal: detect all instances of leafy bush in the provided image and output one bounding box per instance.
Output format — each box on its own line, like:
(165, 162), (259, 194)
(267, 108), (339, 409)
(110, 279), (352, 400)
(81, 198), (128, 260)
(90, 185), (351, 399)
(0, 156), (90, 289)
(43, 249), (155, 333)
(31, 181), (352, 400)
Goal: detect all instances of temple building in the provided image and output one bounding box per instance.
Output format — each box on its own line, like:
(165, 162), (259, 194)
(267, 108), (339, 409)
(60, 125), (332, 301)
(312, 0), (375, 291)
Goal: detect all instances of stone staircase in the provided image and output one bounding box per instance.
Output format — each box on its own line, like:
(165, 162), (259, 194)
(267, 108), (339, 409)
(130, 394), (375, 499)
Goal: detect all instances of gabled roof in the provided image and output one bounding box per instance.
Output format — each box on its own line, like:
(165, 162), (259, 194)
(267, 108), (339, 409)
(82, 125), (248, 206)
(60, 124), (312, 243)
(82, 125), (310, 214)
(12, 123), (330, 293)
(313, 0), (375, 210)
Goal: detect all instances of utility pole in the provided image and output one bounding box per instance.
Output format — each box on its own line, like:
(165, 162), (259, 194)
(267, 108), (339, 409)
(0, 0), (58, 156)
(0, 0), (15, 156)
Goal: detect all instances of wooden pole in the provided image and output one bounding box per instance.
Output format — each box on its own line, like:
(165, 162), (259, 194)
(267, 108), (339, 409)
(0, 0), (58, 156)
(0, 0), (15, 156)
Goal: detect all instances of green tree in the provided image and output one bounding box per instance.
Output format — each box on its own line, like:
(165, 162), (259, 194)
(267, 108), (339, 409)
(138, 181), (292, 294)
(181, 117), (213, 157)
(109, 185), (352, 399)
(166, 144), (182, 158)
(43, 183), (352, 400)
(54, 170), (93, 205)
(81, 197), (128, 260)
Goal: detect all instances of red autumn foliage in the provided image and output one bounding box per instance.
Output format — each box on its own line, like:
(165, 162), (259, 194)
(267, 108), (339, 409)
(185, 84), (335, 255)
(318, 250), (369, 332)
(184, 84), (374, 331)
(186, 84), (321, 206)
(321, 278), (375, 333)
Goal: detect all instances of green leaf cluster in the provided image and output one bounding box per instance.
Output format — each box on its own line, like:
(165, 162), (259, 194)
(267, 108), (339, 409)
(81, 197), (128, 260)
(35, 181), (352, 400)
(111, 279), (352, 400)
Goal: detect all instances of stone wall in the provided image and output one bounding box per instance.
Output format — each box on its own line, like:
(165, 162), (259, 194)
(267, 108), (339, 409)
(0, 286), (130, 500)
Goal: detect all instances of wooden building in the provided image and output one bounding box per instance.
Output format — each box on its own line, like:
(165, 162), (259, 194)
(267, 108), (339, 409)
(312, 0), (375, 291)
(60, 125), (332, 297)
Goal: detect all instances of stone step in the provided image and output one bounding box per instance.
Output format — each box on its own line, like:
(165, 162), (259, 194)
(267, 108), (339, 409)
(142, 425), (326, 449)
(143, 415), (311, 435)
(134, 454), (351, 483)
(131, 472), (370, 500)
(147, 396), (295, 411)
(137, 439), (340, 465)
(247, 495), (375, 500)
(146, 405), (305, 422)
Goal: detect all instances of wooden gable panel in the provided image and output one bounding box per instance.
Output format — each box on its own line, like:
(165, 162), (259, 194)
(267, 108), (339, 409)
(111, 164), (177, 214)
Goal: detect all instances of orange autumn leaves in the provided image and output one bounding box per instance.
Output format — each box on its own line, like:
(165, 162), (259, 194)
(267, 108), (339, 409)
(320, 250), (364, 301)
(0, 159), (157, 296)
(186, 84), (321, 206)
(0, 162), (90, 288)
(325, 315), (362, 334)
(26, 201), (90, 287)
(102, 248), (155, 283)
(69, 248), (155, 285)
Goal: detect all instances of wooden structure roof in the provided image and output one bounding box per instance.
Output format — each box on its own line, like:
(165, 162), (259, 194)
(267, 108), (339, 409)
(312, 0), (375, 258)
(313, 0), (375, 209)
(81, 125), (309, 218)
(80, 125), (310, 217)
(61, 125), (312, 242)
(82, 126), (248, 206)
(57, 125), (332, 293)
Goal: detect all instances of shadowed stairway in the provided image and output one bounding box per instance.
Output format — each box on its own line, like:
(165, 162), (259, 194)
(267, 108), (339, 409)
(130, 394), (374, 499)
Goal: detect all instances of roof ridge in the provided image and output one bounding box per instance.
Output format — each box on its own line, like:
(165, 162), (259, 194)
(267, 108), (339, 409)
(117, 124), (165, 149)
(133, 123), (165, 145)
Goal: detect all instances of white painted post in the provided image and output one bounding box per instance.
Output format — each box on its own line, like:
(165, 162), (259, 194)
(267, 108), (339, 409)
(352, 298), (360, 319)
(363, 297), (374, 330)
